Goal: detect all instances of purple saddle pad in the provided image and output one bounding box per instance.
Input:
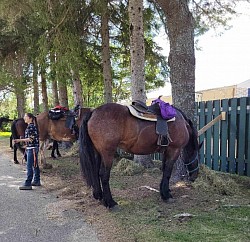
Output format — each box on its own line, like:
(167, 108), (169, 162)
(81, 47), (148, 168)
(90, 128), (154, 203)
(151, 98), (176, 120)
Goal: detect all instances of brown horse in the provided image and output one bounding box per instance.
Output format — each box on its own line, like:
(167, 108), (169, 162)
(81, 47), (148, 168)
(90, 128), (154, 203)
(10, 118), (61, 164)
(36, 107), (92, 167)
(79, 103), (201, 208)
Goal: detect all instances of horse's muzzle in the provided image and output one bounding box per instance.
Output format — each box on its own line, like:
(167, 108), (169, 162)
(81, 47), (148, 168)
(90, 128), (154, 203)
(189, 171), (199, 182)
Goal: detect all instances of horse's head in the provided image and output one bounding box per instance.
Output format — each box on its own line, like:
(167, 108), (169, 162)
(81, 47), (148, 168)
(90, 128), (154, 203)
(184, 141), (203, 182)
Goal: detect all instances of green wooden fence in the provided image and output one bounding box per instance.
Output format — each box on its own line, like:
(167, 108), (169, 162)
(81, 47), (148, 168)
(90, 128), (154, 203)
(197, 97), (250, 176)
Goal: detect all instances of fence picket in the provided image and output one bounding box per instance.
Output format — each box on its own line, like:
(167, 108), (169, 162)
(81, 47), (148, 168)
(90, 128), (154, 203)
(220, 99), (229, 173)
(237, 98), (247, 175)
(212, 100), (220, 171)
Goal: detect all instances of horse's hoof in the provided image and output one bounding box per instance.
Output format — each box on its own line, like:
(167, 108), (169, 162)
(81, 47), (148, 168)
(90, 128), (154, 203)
(163, 197), (175, 204)
(109, 204), (120, 212)
(43, 163), (53, 169)
(103, 199), (118, 209)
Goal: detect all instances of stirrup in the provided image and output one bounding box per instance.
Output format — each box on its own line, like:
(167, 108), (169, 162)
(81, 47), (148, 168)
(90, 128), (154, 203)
(157, 135), (169, 146)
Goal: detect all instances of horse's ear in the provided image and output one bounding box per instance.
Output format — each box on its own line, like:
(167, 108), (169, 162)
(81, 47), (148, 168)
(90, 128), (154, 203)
(198, 141), (203, 150)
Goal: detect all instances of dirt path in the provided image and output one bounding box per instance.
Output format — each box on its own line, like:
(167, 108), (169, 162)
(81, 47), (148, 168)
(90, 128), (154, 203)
(0, 138), (99, 242)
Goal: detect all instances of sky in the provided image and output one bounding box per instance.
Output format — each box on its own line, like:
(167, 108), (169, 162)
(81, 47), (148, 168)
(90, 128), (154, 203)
(148, 2), (250, 98)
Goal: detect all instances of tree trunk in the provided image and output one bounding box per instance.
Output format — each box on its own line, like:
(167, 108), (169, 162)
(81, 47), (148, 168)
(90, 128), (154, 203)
(51, 79), (59, 107)
(58, 80), (69, 108)
(101, 0), (113, 103)
(16, 89), (25, 118)
(41, 70), (49, 112)
(129, 0), (153, 167)
(32, 61), (40, 115)
(156, 0), (196, 121)
(50, 52), (59, 107)
(16, 55), (25, 118)
(72, 69), (83, 107)
(155, 0), (196, 182)
(129, 0), (147, 103)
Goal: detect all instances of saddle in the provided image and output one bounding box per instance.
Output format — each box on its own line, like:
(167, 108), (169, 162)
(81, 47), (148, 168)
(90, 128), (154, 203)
(130, 100), (175, 146)
(48, 105), (81, 137)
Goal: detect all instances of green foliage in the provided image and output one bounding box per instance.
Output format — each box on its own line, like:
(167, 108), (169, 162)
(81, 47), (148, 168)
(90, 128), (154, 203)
(0, 0), (244, 109)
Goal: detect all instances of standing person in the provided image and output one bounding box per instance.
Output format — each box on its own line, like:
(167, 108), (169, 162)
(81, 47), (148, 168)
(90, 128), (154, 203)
(14, 113), (41, 190)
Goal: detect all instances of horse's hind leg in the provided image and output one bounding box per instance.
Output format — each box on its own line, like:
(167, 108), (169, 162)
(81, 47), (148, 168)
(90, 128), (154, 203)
(51, 140), (61, 158)
(91, 153), (103, 201)
(99, 161), (117, 209)
(55, 141), (61, 157)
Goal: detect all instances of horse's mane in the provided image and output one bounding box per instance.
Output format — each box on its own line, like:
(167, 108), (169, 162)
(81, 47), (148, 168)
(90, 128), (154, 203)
(174, 106), (199, 151)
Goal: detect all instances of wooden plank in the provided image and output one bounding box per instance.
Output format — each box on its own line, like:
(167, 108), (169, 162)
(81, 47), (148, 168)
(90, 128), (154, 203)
(247, 97), (250, 176)
(237, 97), (247, 175)
(220, 99), (229, 172)
(205, 101), (213, 168)
(213, 100), (220, 171)
(198, 113), (223, 136)
(198, 101), (205, 164)
(228, 98), (237, 174)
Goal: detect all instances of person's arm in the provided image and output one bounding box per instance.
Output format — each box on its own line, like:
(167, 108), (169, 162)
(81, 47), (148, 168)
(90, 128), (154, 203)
(13, 137), (31, 143)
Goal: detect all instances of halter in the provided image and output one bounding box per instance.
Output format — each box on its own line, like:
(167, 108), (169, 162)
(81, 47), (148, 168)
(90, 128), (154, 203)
(185, 152), (199, 174)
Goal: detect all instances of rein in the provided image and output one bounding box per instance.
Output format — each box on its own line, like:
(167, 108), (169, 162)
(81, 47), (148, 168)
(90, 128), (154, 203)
(185, 152), (199, 174)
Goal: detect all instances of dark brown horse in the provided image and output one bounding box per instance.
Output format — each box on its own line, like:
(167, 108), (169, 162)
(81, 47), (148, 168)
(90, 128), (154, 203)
(79, 103), (201, 208)
(36, 107), (92, 167)
(0, 117), (13, 128)
(10, 118), (61, 164)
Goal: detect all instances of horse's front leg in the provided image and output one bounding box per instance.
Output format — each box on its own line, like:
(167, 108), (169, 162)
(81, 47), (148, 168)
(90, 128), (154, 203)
(99, 162), (117, 209)
(13, 144), (19, 164)
(160, 150), (180, 201)
(40, 140), (52, 169)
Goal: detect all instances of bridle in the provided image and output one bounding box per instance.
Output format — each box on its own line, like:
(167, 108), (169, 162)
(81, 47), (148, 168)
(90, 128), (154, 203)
(185, 152), (199, 174)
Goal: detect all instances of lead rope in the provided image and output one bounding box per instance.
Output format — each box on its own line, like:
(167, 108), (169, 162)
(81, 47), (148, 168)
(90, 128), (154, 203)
(33, 148), (37, 168)
(185, 152), (199, 174)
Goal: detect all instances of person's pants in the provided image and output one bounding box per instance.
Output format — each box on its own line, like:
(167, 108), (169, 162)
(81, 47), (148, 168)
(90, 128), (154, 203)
(24, 148), (40, 186)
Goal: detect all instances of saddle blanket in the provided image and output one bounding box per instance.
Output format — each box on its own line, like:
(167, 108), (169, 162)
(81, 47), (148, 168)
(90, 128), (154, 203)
(126, 105), (175, 122)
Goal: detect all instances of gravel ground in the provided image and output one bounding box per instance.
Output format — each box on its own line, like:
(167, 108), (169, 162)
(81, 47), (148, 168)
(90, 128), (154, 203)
(0, 152), (100, 242)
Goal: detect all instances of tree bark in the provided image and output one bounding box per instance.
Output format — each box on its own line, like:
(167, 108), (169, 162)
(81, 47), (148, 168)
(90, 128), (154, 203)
(129, 0), (147, 103)
(155, 0), (196, 121)
(129, 0), (153, 167)
(155, 0), (196, 181)
(50, 52), (59, 107)
(32, 61), (40, 115)
(41, 70), (49, 112)
(16, 55), (25, 118)
(101, 0), (113, 103)
(51, 79), (59, 107)
(72, 69), (83, 107)
(58, 80), (69, 108)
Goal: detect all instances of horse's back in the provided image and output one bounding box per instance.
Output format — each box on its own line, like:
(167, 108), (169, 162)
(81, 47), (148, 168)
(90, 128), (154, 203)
(87, 103), (133, 148)
(88, 103), (130, 135)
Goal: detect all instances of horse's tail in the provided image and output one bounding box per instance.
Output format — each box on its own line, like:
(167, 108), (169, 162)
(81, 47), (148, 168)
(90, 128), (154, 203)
(79, 110), (100, 188)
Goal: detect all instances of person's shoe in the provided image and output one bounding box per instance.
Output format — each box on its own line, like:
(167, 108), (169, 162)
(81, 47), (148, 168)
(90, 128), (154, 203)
(31, 182), (41, 186)
(19, 185), (32, 190)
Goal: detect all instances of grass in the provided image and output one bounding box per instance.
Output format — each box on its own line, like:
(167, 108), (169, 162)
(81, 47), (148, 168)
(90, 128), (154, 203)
(108, 196), (250, 242)
(0, 135), (249, 242)
(0, 131), (11, 139)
